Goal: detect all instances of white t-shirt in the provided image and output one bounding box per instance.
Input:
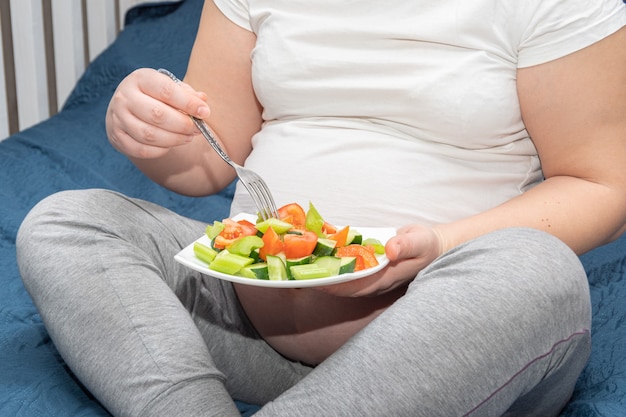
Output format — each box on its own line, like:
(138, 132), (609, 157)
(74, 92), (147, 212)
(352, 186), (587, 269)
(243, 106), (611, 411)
(216, 0), (626, 227)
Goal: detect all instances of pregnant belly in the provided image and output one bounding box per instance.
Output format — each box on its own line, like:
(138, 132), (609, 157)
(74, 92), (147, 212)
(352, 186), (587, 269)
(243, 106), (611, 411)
(233, 283), (404, 365)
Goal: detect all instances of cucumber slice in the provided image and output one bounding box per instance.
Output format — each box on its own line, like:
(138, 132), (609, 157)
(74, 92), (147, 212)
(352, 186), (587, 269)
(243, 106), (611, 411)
(238, 262), (269, 280)
(313, 256), (341, 276)
(346, 228), (363, 245)
(290, 264), (332, 280)
(286, 255), (313, 279)
(266, 255), (288, 281)
(248, 250), (261, 263)
(313, 238), (337, 257)
(255, 218), (293, 234)
(209, 250), (254, 275)
(193, 241), (218, 265)
(338, 256), (357, 274)
(227, 235), (264, 257)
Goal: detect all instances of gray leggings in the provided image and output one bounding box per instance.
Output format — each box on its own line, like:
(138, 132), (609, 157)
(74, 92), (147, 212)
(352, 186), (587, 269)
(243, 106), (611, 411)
(17, 189), (591, 417)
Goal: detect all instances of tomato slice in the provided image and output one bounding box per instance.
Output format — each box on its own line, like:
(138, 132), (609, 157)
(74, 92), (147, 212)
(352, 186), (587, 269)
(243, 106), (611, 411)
(278, 203), (307, 228)
(322, 221), (337, 235)
(259, 226), (284, 261)
(237, 219), (257, 230)
(283, 231), (318, 259)
(214, 218), (257, 249)
(353, 256), (365, 271)
(222, 219), (257, 238)
(335, 244), (379, 271)
(328, 226), (350, 248)
(213, 235), (234, 250)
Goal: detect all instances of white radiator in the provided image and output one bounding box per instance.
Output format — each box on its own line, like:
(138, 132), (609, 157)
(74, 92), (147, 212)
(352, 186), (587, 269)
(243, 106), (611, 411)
(0, 0), (166, 140)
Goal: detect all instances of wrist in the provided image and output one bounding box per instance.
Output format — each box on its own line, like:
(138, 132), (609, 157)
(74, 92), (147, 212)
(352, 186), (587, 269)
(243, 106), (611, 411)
(430, 224), (455, 257)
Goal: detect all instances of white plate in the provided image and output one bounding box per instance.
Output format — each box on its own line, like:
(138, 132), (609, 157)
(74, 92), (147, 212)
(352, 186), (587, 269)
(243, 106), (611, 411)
(174, 214), (396, 288)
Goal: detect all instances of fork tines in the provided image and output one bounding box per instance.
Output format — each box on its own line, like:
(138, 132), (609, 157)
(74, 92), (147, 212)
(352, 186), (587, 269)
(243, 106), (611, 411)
(239, 172), (279, 221)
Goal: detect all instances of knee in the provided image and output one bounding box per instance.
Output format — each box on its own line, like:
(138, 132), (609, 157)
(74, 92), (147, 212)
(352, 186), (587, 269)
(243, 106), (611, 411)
(424, 227), (591, 329)
(495, 228), (588, 303)
(16, 189), (114, 288)
(18, 189), (103, 246)
(487, 228), (591, 329)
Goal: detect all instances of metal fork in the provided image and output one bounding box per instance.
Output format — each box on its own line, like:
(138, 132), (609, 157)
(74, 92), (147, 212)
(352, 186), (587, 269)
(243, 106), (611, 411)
(157, 68), (279, 221)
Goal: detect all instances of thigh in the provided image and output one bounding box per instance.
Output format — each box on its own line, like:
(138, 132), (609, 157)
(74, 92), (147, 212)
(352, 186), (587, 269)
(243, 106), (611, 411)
(188, 267), (313, 404)
(18, 189), (308, 396)
(17, 189), (237, 415)
(17, 189), (308, 412)
(255, 228), (591, 417)
(408, 227), (592, 417)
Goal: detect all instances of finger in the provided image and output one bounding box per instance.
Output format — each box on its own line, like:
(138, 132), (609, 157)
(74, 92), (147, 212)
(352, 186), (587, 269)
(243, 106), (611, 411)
(129, 94), (198, 140)
(109, 84), (199, 146)
(385, 232), (424, 262)
(107, 105), (195, 158)
(177, 80), (209, 103)
(151, 70), (210, 119)
(194, 91), (209, 101)
(107, 121), (172, 160)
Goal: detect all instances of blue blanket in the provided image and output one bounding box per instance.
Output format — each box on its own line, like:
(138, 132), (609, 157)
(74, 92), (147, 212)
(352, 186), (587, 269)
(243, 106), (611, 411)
(0, 1), (624, 415)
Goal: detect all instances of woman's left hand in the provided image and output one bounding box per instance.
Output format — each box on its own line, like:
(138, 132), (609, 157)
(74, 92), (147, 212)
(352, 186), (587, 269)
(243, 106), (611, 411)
(315, 224), (444, 297)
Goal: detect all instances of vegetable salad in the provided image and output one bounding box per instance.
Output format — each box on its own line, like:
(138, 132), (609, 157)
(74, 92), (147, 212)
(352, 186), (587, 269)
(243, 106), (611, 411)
(193, 202), (385, 281)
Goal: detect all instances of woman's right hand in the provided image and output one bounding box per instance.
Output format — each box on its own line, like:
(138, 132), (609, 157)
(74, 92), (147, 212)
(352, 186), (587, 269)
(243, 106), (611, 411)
(105, 68), (211, 160)
(105, 1), (262, 196)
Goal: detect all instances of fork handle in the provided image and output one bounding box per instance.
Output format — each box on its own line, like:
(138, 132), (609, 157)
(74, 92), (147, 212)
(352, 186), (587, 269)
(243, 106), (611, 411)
(190, 116), (234, 167)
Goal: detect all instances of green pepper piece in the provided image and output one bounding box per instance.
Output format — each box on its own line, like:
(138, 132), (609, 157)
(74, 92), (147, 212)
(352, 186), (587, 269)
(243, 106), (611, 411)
(305, 202), (325, 237)
(205, 221), (225, 240)
(362, 238), (385, 254)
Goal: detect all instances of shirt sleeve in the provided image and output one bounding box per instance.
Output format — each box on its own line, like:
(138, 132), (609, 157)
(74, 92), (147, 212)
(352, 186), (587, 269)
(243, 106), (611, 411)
(213, 0), (252, 31)
(517, 0), (626, 67)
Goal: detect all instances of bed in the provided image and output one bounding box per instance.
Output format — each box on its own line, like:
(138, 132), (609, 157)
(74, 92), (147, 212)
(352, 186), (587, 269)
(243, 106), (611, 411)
(1, 0), (625, 415)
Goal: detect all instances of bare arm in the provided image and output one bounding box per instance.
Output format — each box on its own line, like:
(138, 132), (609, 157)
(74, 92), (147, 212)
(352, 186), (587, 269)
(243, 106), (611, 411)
(106, 0), (262, 196)
(432, 26), (626, 255)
